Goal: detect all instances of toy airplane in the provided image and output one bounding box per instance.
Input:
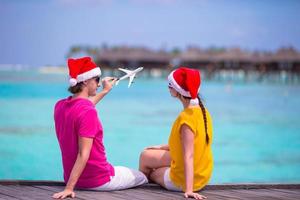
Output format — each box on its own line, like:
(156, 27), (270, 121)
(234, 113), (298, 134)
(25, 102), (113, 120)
(116, 67), (143, 88)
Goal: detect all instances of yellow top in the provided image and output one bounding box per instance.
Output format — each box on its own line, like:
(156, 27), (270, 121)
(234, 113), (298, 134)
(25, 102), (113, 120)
(168, 106), (213, 191)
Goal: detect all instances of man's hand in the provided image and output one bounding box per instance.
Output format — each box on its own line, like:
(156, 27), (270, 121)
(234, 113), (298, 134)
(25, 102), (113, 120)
(90, 77), (117, 105)
(101, 77), (117, 93)
(52, 189), (75, 199)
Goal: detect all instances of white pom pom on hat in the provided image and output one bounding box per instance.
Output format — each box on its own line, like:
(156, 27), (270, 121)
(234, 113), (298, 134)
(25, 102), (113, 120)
(69, 78), (77, 87)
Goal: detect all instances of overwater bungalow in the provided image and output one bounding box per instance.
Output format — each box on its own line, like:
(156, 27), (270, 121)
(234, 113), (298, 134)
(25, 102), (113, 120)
(177, 47), (300, 73)
(69, 45), (300, 81)
(95, 47), (171, 69)
(74, 45), (300, 72)
(270, 47), (300, 73)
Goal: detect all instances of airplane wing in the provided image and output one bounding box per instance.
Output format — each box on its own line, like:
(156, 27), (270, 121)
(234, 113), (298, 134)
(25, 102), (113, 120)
(128, 74), (135, 88)
(118, 68), (132, 74)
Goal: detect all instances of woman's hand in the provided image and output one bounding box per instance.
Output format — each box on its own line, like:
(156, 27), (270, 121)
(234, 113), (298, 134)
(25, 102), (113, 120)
(184, 191), (207, 199)
(52, 189), (75, 199)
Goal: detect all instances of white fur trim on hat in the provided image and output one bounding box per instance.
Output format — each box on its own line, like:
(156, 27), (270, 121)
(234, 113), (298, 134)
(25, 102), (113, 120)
(69, 67), (101, 86)
(168, 71), (191, 97)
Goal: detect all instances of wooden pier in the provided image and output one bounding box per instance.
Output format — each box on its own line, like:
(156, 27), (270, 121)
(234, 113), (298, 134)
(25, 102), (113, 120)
(0, 181), (300, 199)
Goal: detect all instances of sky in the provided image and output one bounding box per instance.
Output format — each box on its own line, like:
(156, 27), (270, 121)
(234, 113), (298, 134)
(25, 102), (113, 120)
(0, 0), (300, 66)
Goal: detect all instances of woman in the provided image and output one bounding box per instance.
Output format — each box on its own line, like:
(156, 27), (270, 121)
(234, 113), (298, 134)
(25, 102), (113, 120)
(139, 67), (213, 199)
(53, 57), (147, 199)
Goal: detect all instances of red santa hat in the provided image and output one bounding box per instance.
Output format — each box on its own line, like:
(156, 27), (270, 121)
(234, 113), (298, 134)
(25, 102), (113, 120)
(168, 67), (201, 99)
(67, 57), (101, 86)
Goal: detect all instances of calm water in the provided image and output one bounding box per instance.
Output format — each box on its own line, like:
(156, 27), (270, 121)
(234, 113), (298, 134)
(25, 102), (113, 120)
(0, 69), (300, 184)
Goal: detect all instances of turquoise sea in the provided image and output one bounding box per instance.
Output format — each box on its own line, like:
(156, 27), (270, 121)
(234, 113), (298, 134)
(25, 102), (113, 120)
(0, 69), (300, 184)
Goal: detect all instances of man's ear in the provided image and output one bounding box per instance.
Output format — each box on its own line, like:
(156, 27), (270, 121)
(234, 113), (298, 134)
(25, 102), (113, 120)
(82, 80), (88, 86)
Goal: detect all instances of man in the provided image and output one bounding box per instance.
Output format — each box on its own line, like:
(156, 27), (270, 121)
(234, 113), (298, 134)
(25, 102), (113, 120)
(53, 57), (147, 199)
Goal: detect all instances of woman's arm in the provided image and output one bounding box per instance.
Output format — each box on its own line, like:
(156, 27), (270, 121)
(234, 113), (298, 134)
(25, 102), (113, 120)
(180, 124), (206, 199)
(52, 137), (93, 199)
(89, 77), (117, 105)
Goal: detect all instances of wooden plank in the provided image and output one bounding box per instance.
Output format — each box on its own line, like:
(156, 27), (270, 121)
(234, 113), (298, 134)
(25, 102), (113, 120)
(122, 187), (183, 200)
(1, 182), (300, 200)
(76, 190), (126, 200)
(36, 186), (124, 200)
(1, 180), (300, 190)
(34, 185), (64, 192)
(0, 192), (19, 200)
(0, 185), (76, 200)
(134, 187), (179, 197)
(248, 189), (300, 200)
(203, 190), (245, 200)
(270, 188), (300, 195)
(137, 186), (186, 199)
(223, 188), (300, 200)
(226, 189), (283, 200)
(0, 180), (65, 186)
(37, 185), (176, 200)
(200, 191), (238, 200)
(112, 189), (166, 200)
(266, 189), (300, 200)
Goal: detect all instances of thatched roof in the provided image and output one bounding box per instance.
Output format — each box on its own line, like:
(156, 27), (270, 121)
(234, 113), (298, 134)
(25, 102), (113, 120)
(97, 47), (171, 62)
(179, 47), (300, 63)
(95, 46), (300, 64)
(271, 47), (300, 62)
(214, 48), (256, 62)
(178, 47), (216, 62)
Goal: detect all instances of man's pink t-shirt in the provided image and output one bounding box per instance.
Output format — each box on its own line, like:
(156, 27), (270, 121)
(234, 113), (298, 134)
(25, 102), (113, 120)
(54, 96), (115, 188)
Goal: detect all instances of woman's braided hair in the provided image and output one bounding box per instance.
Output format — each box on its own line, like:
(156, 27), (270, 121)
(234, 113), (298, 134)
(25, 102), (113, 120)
(181, 94), (209, 145)
(197, 95), (209, 144)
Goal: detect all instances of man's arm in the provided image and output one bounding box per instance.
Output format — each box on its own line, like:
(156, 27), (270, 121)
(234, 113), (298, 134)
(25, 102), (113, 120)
(89, 77), (117, 105)
(52, 137), (93, 199)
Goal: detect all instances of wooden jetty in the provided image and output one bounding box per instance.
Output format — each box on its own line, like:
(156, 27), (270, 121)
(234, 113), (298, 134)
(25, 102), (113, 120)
(0, 181), (300, 199)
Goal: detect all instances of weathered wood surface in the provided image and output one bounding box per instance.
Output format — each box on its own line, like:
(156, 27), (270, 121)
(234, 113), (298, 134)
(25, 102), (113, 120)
(0, 181), (299, 200)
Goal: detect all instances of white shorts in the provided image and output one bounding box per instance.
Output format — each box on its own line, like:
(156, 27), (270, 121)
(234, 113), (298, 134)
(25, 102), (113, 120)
(89, 166), (148, 191)
(163, 168), (182, 191)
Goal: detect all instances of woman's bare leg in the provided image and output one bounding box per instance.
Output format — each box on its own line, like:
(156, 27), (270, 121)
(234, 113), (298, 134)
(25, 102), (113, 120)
(139, 149), (171, 178)
(149, 167), (169, 188)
